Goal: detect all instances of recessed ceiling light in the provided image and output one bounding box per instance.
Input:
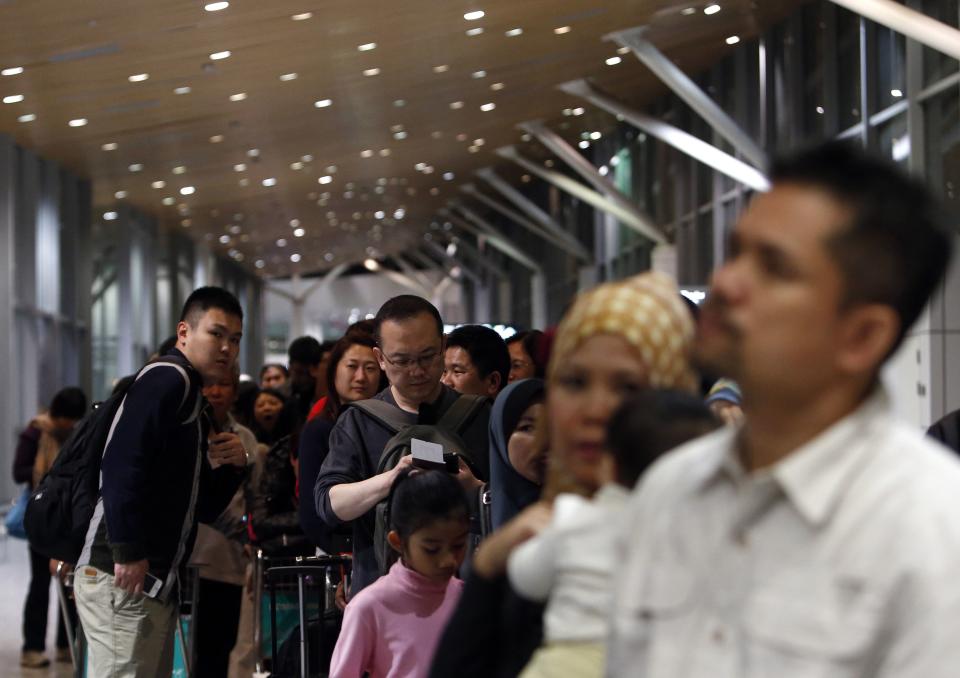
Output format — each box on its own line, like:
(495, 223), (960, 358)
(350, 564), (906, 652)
(480, 102), (496, 111)
(290, 161), (304, 170)
(262, 177), (276, 187)
(360, 149), (374, 158)
(456, 133), (468, 141)
(394, 131), (407, 140)
(606, 56), (622, 66)
(891, 88), (904, 97)
(374, 210), (385, 219)
(391, 124), (404, 133)
(233, 163), (246, 172)
(3, 94), (24, 104)
(314, 98), (332, 108)
(291, 12), (312, 20)
(276, 238), (287, 247)
(301, 155), (313, 163)
(219, 235), (231, 244)
(318, 175), (333, 184)
(17, 113), (35, 122)
(68, 118), (88, 127)
(468, 145), (479, 153)
(103, 211), (118, 221)
(579, 140), (590, 149)
(379, 148), (391, 156)
(2, 66), (24, 76)
(102, 142), (118, 151)
(474, 138), (485, 146)
(415, 162), (427, 171)
(681, 6), (697, 15)
(450, 101), (464, 109)
(472, 70), (487, 79)
(293, 228), (305, 237)
(247, 148), (260, 158)
(466, 27), (484, 36)
(617, 46), (631, 55)
(229, 92), (247, 101)
(128, 73), (149, 82)
(129, 163), (143, 172)
(363, 68), (380, 77)
(572, 107), (585, 116)
(490, 82), (504, 90)
(433, 64), (450, 74)
(210, 50), (232, 60)
(173, 165), (186, 174)
(162, 197), (175, 205)
(358, 42), (377, 51)
(816, 106), (825, 114)
(704, 4), (721, 15)
(151, 180), (166, 189)
(180, 186), (195, 195)
(325, 164), (336, 172)
(238, 178), (249, 186)
(290, 253), (301, 263)
(505, 27), (523, 37)
(554, 26), (571, 34)
(210, 134), (224, 143)
(255, 259), (266, 269)
(590, 131), (602, 140)
(174, 86), (192, 95)
(394, 99), (406, 107)
(205, 1), (229, 11)
(725, 35), (740, 45)
(279, 72), (298, 81)
(464, 10), (485, 20)
(521, 133), (532, 142)
(114, 190), (127, 199)
(443, 172), (455, 181)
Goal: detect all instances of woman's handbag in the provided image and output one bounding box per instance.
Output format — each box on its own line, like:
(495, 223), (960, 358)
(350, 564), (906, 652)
(4, 487), (30, 539)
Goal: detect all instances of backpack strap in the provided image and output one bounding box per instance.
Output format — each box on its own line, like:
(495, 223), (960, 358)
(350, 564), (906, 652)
(438, 394), (488, 435)
(141, 356), (202, 424)
(350, 399), (408, 435)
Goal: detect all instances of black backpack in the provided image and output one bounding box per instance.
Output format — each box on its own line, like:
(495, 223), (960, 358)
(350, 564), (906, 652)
(24, 355), (198, 563)
(350, 395), (488, 574)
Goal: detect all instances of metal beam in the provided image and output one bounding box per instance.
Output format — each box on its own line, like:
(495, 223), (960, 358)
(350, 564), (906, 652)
(423, 238), (483, 286)
(443, 204), (542, 272)
(828, 0), (960, 61)
(377, 267), (433, 297)
(475, 167), (594, 261)
(497, 146), (668, 244)
(440, 229), (508, 279)
(459, 183), (588, 262)
(558, 79), (771, 192)
(394, 254), (435, 290)
(519, 119), (660, 227)
(607, 26), (768, 170)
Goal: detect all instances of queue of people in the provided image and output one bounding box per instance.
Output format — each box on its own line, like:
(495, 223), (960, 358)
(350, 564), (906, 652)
(10, 141), (960, 678)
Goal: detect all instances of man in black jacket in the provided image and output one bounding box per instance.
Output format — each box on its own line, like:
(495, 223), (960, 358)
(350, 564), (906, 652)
(74, 287), (248, 678)
(315, 296), (490, 594)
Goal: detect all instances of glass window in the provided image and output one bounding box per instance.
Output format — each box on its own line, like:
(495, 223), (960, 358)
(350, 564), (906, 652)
(876, 112), (909, 167)
(802, 2), (829, 138)
(922, 0), (959, 87)
(924, 87), (960, 212)
(873, 24), (907, 112)
(836, 7), (863, 131)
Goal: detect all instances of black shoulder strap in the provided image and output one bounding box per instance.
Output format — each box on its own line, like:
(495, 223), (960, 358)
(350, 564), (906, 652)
(350, 399), (407, 436)
(137, 355), (202, 424)
(438, 394), (488, 435)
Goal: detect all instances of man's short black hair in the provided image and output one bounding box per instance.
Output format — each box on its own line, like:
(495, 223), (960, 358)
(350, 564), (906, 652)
(373, 295), (443, 345)
(288, 336), (322, 366)
(447, 325), (510, 390)
(320, 340), (337, 356)
(49, 387), (88, 420)
(771, 141), (953, 356)
(179, 286), (244, 326)
(259, 363), (289, 379)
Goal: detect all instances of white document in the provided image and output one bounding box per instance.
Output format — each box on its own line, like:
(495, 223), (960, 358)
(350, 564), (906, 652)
(411, 438), (445, 464)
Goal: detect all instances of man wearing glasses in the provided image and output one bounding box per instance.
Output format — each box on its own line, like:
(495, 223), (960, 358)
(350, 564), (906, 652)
(315, 295), (491, 593)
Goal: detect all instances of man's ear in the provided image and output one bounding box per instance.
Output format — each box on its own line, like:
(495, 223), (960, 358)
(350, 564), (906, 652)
(836, 304), (900, 376)
(485, 371), (502, 397)
(373, 346), (387, 372)
(387, 530), (403, 554)
(176, 321), (190, 348)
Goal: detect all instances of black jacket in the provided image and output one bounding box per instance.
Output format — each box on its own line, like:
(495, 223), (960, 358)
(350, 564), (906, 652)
(249, 434), (311, 555)
(81, 350), (244, 588)
(314, 385), (490, 594)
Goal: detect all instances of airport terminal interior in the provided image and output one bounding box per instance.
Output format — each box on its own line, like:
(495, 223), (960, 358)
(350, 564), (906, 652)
(0, 0), (959, 676)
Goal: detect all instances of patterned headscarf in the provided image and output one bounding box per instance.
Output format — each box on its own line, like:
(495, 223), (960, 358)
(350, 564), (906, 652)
(547, 271), (698, 392)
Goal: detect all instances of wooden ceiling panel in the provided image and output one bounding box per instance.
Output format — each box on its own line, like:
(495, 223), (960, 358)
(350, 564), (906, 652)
(0, 0), (805, 275)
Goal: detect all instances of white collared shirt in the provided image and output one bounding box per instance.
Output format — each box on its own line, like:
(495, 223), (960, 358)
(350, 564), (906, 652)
(607, 388), (960, 678)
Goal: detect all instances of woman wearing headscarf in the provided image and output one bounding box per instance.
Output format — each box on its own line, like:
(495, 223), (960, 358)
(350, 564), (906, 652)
(430, 272), (696, 678)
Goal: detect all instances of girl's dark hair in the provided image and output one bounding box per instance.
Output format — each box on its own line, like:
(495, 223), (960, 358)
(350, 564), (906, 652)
(387, 468), (470, 540)
(320, 321), (386, 421)
(607, 389), (720, 487)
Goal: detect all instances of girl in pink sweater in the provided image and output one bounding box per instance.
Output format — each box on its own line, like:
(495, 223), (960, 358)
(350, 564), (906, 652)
(329, 468), (470, 678)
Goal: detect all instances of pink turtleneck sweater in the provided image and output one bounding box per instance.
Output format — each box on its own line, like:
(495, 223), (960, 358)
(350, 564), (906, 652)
(329, 560), (464, 678)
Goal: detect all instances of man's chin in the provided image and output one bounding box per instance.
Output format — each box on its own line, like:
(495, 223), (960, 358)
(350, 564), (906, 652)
(693, 341), (740, 379)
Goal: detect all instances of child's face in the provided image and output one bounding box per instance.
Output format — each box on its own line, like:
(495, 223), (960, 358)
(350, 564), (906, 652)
(394, 516), (469, 583)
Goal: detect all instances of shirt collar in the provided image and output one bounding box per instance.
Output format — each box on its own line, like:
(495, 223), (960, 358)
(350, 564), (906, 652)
(697, 386), (891, 528)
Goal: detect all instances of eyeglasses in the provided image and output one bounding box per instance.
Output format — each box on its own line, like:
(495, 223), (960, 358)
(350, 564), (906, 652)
(380, 349), (441, 371)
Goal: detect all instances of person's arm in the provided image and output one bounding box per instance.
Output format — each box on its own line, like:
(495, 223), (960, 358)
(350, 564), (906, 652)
(196, 433), (246, 524)
(506, 528), (558, 602)
(13, 425), (41, 486)
(314, 412), (412, 525)
(472, 502), (553, 580)
(328, 596), (376, 678)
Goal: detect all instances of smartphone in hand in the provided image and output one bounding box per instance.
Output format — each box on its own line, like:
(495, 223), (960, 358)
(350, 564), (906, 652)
(143, 572), (163, 599)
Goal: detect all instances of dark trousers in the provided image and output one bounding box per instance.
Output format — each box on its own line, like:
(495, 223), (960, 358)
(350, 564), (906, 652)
(23, 546), (75, 652)
(195, 578), (243, 678)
